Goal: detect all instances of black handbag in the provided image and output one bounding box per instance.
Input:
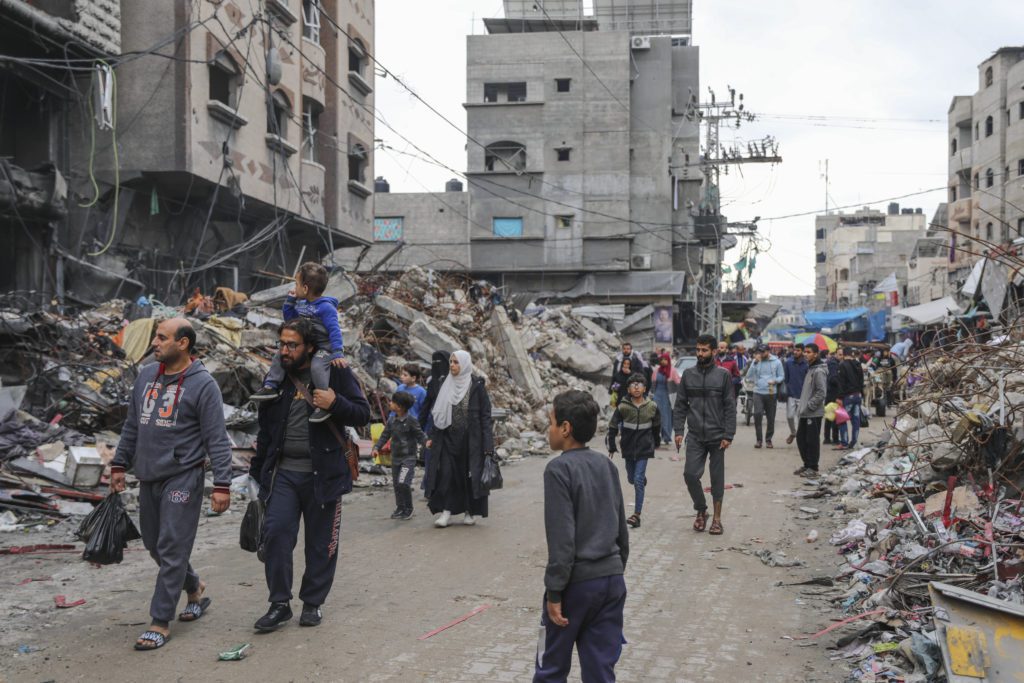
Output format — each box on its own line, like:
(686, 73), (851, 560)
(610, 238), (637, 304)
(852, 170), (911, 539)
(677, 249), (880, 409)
(481, 453), (504, 491)
(239, 498), (264, 554)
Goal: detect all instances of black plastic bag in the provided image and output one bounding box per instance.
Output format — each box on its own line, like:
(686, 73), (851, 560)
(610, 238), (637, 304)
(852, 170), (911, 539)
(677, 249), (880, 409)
(240, 499), (264, 554)
(481, 454), (503, 491)
(78, 492), (141, 565)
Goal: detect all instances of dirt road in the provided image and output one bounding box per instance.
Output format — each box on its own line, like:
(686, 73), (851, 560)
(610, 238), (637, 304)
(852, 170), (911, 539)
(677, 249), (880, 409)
(1, 419), (849, 682)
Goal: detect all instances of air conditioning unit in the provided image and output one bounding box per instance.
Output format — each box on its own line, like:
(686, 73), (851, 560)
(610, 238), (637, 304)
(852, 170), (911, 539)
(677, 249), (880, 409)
(631, 36), (651, 50)
(631, 253), (652, 270)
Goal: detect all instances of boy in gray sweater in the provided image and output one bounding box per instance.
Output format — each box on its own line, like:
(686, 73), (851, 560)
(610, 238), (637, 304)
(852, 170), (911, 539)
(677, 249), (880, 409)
(373, 391), (426, 520)
(535, 390), (629, 682)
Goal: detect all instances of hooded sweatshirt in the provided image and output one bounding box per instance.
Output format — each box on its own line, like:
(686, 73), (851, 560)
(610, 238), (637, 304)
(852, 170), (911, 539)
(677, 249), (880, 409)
(112, 360), (233, 492)
(283, 294), (344, 358)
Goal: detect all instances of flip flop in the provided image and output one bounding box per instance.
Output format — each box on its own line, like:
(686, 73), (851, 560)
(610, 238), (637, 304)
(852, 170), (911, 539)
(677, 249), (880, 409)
(134, 630), (170, 651)
(178, 596), (211, 622)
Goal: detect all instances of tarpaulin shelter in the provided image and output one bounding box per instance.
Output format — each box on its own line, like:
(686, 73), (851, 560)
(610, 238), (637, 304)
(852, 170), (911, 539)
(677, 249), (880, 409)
(802, 308), (868, 330)
(891, 296), (963, 326)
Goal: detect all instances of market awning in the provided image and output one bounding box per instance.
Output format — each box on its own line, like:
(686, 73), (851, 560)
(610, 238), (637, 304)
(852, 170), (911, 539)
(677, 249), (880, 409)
(803, 308), (868, 329)
(892, 296), (963, 326)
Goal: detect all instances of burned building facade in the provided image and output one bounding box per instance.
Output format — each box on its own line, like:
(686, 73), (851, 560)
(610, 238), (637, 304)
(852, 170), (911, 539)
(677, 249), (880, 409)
(0, 0), (373, 307)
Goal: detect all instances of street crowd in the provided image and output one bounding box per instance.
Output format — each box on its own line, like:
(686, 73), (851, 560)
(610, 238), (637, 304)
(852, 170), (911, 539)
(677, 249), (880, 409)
(107, 265), (922, 681)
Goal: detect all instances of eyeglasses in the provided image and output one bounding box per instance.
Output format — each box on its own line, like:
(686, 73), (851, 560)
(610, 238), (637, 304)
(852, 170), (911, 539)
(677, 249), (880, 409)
(629, 382), (645, 388)
(277, 341), (304, 350)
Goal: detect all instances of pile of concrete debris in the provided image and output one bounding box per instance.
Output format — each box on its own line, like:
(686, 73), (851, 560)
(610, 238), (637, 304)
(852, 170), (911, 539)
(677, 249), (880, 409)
(795, 336), (1024, 681)
(0, 266), (623, 532)
(342, 265), (618, 458)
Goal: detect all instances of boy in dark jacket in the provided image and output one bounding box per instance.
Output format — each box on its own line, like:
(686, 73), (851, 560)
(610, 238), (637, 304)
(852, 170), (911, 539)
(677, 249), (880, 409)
(536, 390), (629, 683)
(373, 391), (426, 520)
(607, 374), (660, 529)
(251, 262), (346, 423)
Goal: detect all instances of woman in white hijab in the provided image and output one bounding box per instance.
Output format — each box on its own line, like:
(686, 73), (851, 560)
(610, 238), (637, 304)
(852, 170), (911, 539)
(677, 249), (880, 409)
(426, 350), (495, 527)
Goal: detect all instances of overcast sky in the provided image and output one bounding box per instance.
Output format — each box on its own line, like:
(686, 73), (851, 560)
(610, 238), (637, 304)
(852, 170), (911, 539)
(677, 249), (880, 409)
(372, 1), (1024, 297)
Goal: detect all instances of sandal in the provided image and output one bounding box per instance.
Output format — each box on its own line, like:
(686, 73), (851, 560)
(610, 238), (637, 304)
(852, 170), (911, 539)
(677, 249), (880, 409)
(708, 519), (724, 535)
(693, 512), (707, 532)
(134, 630), (170, 651)
(178, 596), (211, 622)
(627, 514), (641, 529)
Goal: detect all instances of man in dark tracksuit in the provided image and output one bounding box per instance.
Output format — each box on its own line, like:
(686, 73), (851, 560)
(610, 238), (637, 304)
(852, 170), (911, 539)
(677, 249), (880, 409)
(250, 318), (370, 631)
(111, 318), (233, 651)
(673, 334), (736, 536)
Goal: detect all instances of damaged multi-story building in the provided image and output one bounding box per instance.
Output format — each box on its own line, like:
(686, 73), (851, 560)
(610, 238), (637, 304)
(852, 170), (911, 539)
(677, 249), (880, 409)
(1, 0), (374, 306)
(356, 0), (703, 343)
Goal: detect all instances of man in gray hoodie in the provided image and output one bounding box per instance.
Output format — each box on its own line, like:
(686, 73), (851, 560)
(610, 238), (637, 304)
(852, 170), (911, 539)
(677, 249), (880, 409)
(795, 343), (828, 477)
(111, 318), (232, 650)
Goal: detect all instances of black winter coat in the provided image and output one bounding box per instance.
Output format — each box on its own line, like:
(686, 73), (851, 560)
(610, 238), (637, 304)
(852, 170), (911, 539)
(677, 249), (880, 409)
(425, 376), (495, 501)
(837, 359), (865, 397)
(250, 365), (371, 504)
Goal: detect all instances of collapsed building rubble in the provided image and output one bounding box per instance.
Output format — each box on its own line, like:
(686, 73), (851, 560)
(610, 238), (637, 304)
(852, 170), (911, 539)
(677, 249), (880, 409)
(797, 332), (1024, 681)
(0, 266), (623, 533)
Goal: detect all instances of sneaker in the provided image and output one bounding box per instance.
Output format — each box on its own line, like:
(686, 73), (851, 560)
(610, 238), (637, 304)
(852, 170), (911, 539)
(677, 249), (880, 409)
(754, 442), (763, 449)
(786, 434), (795, 445)
(249, 387), (280, 403)
(254, 602), (292, 632)
(308, 408), (331, 423)
(398, 509), (413, 521)
(389, 507), (404, 520)
(766, 441), (773, 449)
(299, 604), (322, 627)
(823, 439), (832, 445)
(434, 510), (451, 528)
(800, 468), (819, 478)
(463, 514), (476, 526)
(793, 466), (809, 476)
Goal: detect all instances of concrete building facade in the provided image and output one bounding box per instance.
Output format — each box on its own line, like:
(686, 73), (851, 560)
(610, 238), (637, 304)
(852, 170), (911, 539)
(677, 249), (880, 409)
(946, 47), (1024, 288)
(814, 205), (927, 310)
(0, 0), (121, 304)
(464, 0), (701, 305)
(1, 0), (373, 305)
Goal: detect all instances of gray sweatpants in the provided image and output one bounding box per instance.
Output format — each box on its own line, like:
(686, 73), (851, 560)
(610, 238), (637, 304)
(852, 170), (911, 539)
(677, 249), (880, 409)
(139, 466), (205, 624)
(264, 349), (332, 390)
(786, 397), (800, 436)
(683, 435), (725, 513)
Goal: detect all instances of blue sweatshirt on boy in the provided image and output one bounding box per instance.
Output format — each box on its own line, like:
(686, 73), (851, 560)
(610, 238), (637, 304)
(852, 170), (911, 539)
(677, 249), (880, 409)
(283, 294), (345, 359)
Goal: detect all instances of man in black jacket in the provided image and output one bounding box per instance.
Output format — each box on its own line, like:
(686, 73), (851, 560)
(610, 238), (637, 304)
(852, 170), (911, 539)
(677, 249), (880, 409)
(836, 348), (865, 450)
(673, 334), (736, 536)
(249, 319), (370, 631)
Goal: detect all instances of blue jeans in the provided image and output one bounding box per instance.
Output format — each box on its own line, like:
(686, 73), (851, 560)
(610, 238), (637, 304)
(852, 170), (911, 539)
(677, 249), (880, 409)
(843, 393), (862, 447)
(623, 456), (649, 515)
(838, 422), (848, 446)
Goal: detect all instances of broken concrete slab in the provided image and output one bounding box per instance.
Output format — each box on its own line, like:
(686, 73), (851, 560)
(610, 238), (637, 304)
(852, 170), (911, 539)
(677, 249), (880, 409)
(544, 341), (612, 381)
(374, 295), (424, 324)
(409, 319), (461, 357)
(488, 307), (544, 407)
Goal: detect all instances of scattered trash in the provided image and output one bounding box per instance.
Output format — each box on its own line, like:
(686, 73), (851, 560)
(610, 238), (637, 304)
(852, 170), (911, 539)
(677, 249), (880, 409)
(218, 643), (252, 661)
(417, 604), (492, 640)
(53, 595), (86, 608)
(754, 549), (805, 568)
(805, 530), (819, 543)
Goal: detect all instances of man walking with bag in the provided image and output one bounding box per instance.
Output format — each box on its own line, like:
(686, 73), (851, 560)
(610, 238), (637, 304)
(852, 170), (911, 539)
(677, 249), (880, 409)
(249, 319), (370, 631)
(111, 318), (233, 651)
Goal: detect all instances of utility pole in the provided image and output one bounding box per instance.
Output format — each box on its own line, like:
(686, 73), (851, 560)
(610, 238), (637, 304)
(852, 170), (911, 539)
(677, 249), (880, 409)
(821, 158), (829, 214)
(678, 86), (782, 338)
